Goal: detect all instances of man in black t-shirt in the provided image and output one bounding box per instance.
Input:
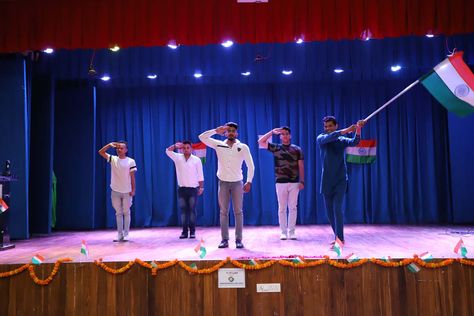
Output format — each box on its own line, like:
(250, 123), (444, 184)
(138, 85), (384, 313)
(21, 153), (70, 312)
(258, 126), (304, 240)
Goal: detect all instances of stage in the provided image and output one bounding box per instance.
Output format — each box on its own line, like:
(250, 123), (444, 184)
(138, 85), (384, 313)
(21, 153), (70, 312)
(1, 224), (474, 315)
(1, 224), (472, 264)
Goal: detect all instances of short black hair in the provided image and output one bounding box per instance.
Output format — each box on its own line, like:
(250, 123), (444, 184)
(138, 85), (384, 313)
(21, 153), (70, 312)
(117, 140), (128, 148)
(322, 116), (337, 125)
(280, 126), (291, 134)
(225, 122), (238, 130)
(182, 140), (192, 146)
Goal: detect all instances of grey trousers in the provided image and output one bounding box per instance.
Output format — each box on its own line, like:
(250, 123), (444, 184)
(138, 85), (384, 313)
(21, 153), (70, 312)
(111, 190), (132, 237)
(218, 180), (243, 241)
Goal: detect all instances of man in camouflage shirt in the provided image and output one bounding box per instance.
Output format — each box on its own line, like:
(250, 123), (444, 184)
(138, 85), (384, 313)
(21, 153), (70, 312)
(258, 126), (305, 240)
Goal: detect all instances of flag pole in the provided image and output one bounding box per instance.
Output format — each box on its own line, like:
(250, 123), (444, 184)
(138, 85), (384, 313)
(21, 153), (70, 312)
(364, 79), (420, 121)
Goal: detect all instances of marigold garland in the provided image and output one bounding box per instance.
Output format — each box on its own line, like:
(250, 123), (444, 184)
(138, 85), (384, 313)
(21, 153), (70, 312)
(230, 259), (277, 270)
(1, 256), (474, 285)
(178, 258), (229, 274)
(94, 258), (135, 274)
(28, 258), (73, 285)
(0, 264), (30, 278)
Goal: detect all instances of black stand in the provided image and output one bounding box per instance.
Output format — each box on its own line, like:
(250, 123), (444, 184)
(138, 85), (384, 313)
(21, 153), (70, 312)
(0, 161), (17, 251)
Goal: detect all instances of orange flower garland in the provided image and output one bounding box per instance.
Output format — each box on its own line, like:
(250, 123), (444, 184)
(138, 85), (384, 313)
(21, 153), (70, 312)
(0, 256), (473, 286)
(0, 263), (30, 278)
(178, 258), (229, 274)
(94, 258), (135, 274)
(28, 258), (73, 285)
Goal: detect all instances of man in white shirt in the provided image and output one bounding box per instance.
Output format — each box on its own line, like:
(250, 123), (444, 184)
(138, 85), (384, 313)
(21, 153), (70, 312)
(166, 140), (204, 239)
(98, 141), (137, 242)
(199, 122), (255, 249)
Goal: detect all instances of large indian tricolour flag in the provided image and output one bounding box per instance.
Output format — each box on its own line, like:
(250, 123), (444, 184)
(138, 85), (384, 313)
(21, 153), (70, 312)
(346, 140), (376, 164)
(192, 142), (207, 164)
(420, 51), (474, 117)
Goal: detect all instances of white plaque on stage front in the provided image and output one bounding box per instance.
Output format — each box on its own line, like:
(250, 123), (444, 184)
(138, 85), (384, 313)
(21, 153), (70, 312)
(218, 268), (246, 288)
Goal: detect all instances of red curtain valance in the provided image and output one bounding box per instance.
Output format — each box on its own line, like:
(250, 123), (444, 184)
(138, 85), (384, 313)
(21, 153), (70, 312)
(1, 0), (473, 52)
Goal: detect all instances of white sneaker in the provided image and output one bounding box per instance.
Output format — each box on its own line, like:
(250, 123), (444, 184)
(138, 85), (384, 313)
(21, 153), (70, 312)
(289, 232), (297, 240)
(280, 233), (288, 240)
(122, 235), (129, 242)
(114, 233), (124, 242)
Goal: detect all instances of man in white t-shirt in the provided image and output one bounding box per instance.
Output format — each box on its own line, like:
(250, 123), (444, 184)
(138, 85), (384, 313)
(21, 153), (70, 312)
(166, 140), (204, 239)
(99, 141), (137, 242)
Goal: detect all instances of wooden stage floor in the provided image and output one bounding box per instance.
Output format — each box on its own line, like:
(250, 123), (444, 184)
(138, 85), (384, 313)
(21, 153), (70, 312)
(1, 224), (473, 264)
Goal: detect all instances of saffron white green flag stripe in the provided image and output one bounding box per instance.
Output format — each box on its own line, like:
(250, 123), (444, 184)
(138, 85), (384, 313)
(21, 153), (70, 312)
(189, 263), (198, 270)
(292, 256), (304, 264)
(333, 238), (344, 256)
(80, 240), (89, 257)
(407, 262), (420, 273)
(344, 253), (359, 263)
(454, 238), (468, 258)
(420, 51), (474, 117)
(346, 140), (377, 164)
(192, 142), (207, 164)
(0, 198), (8, 213)
(419, 251), (433, 262)
(248, 259), (259, 266)
(194, 238), (207, 259)
(32, 254), (45, 265)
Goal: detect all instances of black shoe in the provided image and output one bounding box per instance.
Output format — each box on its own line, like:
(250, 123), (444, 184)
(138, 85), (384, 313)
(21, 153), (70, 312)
(189, 232), (196, 239)
(179, 232), (188, 239)
(218, 240), (229, 248)
(235, 239), (244, 249)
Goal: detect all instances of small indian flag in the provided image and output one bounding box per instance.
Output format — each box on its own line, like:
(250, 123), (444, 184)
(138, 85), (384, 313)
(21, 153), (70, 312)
(333, 238), (344, 257)
(292, 256), (304, 264)
(344, 253), (359, 263)
(192, 142), (207, 164)
(381, 256), (392, 262)
(454, 238), (468, 258)
(248, 259), (259, 266)
(419, 252), (433, 262)
(346, 140), (376, 164)
(0, 198), (9, 213)
(407, 262), (421, 273)
(420, 51), (474, 117)
(189, 263), (198, 270)
(32, 254), (45, 265)
(194, 238), (207, 259)
(80, 240), (89, 257)
(150, 261), (158, 269)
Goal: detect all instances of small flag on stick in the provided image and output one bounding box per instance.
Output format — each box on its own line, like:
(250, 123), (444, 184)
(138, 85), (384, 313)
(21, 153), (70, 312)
(32, 254), (45, 265)
(454, 238), (468, 258)
(80, 240), (89, 257)
(333, 238), (344, 256)
(194, 238), (207, 259)
(0, 198), (9, 213)
(407, 262), (421, 273)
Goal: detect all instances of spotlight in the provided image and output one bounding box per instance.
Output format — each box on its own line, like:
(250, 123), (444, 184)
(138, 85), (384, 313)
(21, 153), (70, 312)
(168, 43), (179, 49)
(426, 33), (434, 38)
(282, 70), (293, 75)
(100, 75), (111, 81)
(43, 48), (54, 54)
(334, 68), (344, 73)
(147, 74), (157, 79)
(241, 71), (251, 76)
(194, 73), (203, 78)
(221, 40), (234, 48)
(391, 65), (401, 72)
(110, 45), (120, 52)
(296, 38), (304, 44)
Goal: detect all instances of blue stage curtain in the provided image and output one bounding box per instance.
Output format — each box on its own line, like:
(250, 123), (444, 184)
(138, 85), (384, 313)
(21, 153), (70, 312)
(94, 79), (452, 229)
(30, 34), (474, 231)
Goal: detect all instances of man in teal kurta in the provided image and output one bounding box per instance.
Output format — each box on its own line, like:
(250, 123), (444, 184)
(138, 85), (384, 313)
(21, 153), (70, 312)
(317, 116), (365, 245)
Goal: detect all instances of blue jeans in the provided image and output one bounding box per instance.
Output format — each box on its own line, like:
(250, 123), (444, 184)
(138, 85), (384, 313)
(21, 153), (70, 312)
(323, 183), (346, 241)
(178, 187), (198, 234)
